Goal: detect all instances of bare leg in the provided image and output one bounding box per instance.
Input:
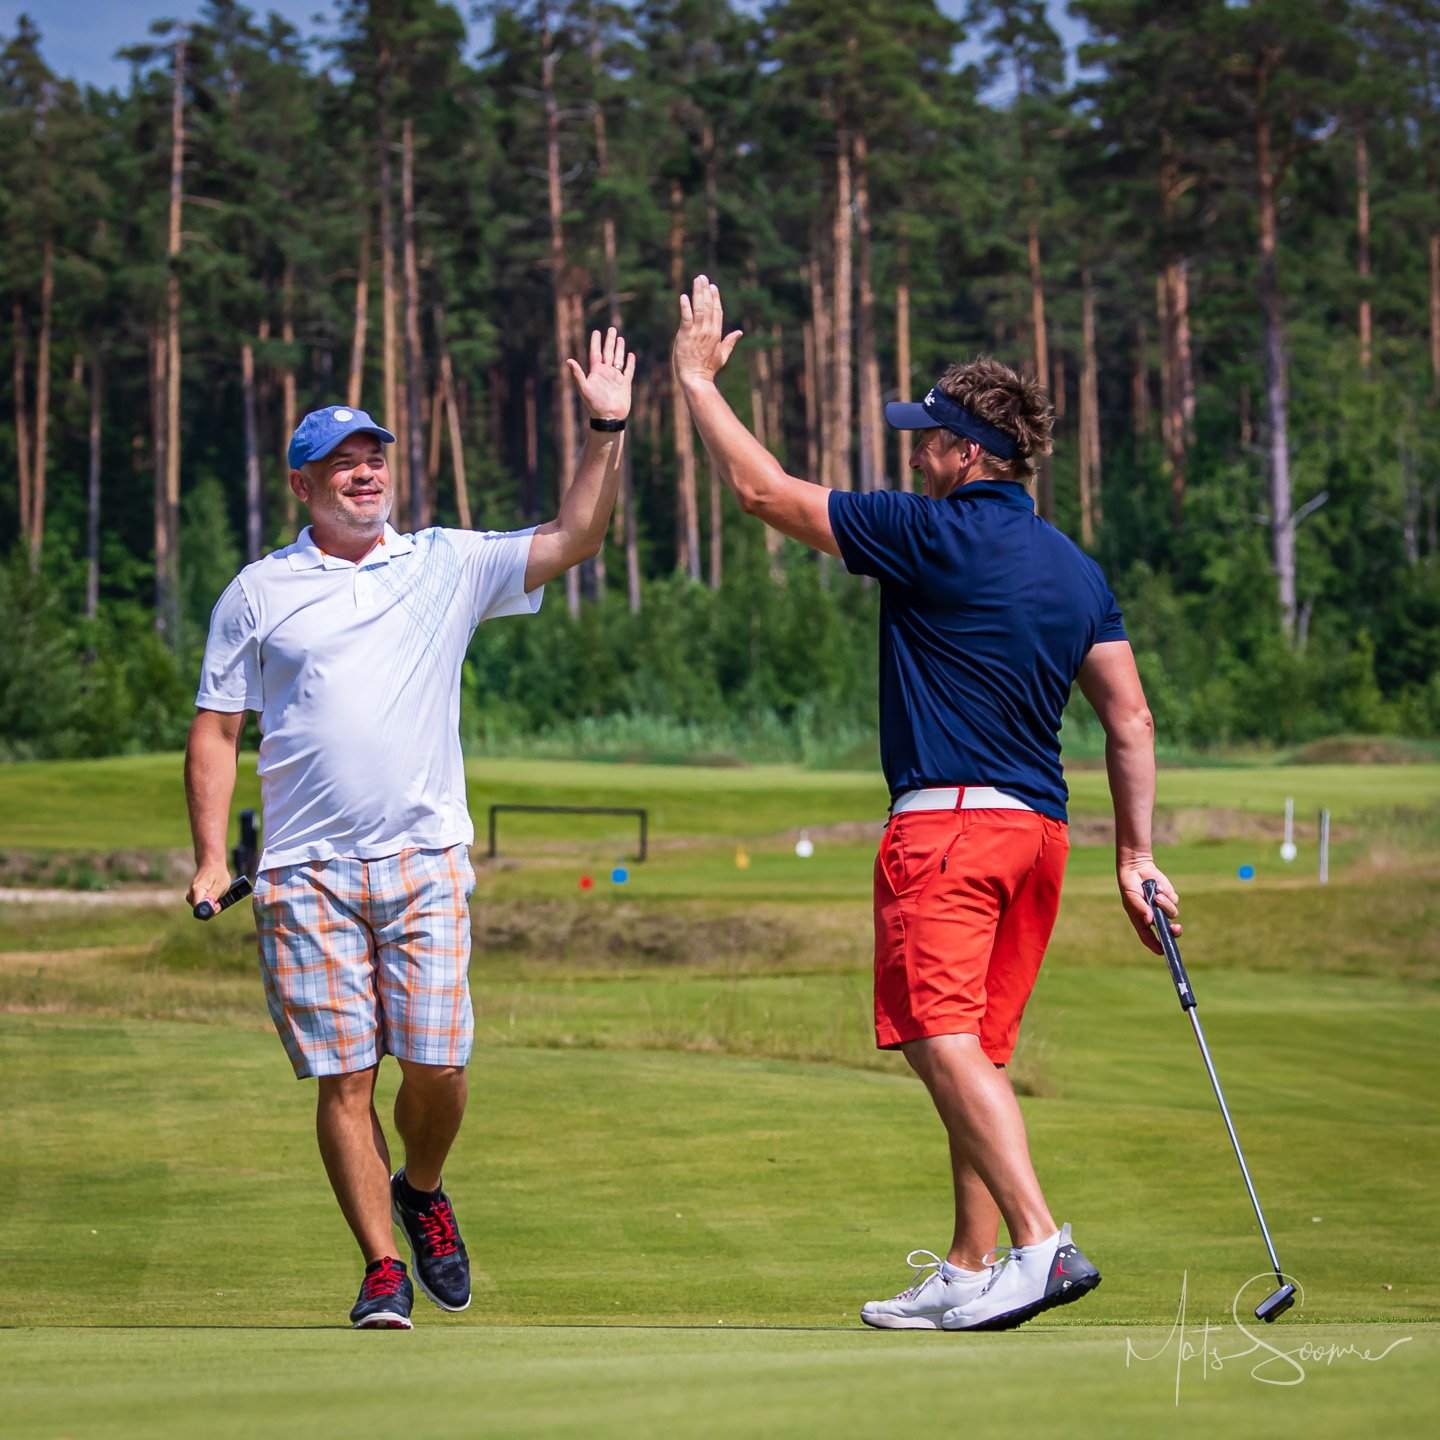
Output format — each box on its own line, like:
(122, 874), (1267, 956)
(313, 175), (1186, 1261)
(903, 1033), (1056, 1249)
(316, 1065), (396, 1263)
(393, 1060), (468, 1192)
(944, 1134), (1002, 1269)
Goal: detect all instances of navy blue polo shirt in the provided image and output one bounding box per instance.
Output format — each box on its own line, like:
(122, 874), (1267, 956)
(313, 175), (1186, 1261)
(829, 482), (1126, 822)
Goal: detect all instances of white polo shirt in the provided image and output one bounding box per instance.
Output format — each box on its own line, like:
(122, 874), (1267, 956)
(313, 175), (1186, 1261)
(196, 523), (542, 870)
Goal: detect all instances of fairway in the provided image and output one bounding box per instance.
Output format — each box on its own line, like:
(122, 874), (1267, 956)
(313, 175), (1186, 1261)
(2, 754), (1437, 1437)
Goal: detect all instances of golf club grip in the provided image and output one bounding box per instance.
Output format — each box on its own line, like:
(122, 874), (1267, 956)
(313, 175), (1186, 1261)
(193, 875), (253, 921)
(1143, 878), (1196, 1010)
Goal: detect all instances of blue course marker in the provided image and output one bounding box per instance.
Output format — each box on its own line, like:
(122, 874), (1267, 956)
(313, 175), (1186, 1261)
(611, 866), (629, 885)
(1237, 864), (1255, 881)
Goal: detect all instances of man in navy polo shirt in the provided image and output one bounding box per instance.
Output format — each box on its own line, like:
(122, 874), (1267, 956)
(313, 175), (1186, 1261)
(673, 275), (1180, 1333)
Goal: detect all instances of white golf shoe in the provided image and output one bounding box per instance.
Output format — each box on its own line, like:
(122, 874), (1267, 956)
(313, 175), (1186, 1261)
(860, 1249), (993, 1330)
(941, 1223), (1101, 1332)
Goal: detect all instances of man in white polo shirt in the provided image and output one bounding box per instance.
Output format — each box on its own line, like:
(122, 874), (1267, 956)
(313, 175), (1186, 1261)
(185, 327), (635, 1329)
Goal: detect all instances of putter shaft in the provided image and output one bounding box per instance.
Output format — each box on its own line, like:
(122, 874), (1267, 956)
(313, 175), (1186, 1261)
(1143, 880), (1289, 1293)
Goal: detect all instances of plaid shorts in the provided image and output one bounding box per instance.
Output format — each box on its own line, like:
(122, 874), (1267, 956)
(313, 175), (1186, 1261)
(253, 845), (476, 1079)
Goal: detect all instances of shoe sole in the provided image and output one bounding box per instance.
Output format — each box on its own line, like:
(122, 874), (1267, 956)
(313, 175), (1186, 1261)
(393, 1199), (472, 1314)
(943, 1274), (1102, 1333)
(352, 1311), (414, 1330)
(860, 1312), (943, 1330)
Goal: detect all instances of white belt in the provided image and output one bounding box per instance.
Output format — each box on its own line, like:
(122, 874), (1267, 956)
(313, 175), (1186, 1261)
(891, 786), (1035, 816)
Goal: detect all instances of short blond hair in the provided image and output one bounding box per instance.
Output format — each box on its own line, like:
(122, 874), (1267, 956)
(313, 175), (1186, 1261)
(936, 357), (1052, 480)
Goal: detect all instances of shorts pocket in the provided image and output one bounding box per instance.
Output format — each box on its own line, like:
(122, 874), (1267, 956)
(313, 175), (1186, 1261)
(877, 814), (962, 902)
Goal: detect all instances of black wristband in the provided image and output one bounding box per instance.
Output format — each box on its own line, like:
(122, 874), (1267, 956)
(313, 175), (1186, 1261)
(589, 417), (626, 432)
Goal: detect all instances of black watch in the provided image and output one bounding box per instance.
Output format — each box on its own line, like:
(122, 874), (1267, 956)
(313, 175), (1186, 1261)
(590, 417), (626, 432)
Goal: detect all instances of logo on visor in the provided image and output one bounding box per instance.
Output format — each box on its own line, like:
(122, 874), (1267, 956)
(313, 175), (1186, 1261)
(925, 388), (939, 406)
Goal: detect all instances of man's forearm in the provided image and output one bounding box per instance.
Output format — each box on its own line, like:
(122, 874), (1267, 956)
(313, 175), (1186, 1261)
(1105, 718), (1157, 862)
(185, 724), (241, 865)
(559, 430), (625, 555)
(679, 375), (785, 511)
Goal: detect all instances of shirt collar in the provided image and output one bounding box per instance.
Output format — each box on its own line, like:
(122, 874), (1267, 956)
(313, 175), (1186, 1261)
(949, 480), (1035, 512)
(287, 523), (413, 570)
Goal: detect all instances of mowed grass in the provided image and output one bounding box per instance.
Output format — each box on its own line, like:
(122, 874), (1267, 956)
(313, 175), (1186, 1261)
(2, 750), (1439, 851)
(2, 754), (1438, 1436)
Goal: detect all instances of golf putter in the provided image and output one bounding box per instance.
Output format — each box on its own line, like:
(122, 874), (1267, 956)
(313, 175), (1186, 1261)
(193, 875), (253, 921)
(1142, 879), (1297, 1323)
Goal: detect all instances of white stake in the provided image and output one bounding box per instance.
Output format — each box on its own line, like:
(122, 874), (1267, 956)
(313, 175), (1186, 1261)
(1318, 809), (1330, 885)
(1281, 796), (1296, 863)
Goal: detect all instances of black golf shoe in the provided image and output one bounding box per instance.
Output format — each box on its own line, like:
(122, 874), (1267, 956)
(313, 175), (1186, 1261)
(391, 1169), (472, 1312)
(349, 1256), (414, 1330)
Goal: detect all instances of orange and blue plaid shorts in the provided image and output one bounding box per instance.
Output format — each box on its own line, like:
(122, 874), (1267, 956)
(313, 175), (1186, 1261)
(253, 845), (476, 1079)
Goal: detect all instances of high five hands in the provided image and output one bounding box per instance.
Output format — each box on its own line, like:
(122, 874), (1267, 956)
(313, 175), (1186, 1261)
(673, 274), (744, 384)
(567, 326), (636, 421)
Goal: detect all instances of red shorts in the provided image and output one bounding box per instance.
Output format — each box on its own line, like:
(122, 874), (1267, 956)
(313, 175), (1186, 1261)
(872, 806), (1069, 1062)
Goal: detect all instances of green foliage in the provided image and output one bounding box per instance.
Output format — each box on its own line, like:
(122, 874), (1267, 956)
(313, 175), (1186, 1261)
(1, 0), (1438, 761)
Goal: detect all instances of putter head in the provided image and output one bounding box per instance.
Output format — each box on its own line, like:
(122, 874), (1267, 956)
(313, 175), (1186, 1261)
(1255, 1282), (1297, 1323)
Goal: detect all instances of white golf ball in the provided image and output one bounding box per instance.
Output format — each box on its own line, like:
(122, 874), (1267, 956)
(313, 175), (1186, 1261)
(1280, 841), (1297, 863)
(795, 837), (814, 859)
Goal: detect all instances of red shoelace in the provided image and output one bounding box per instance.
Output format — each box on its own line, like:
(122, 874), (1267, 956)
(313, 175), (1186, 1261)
(363, 1257), (407, 1298)
(418, 1200), (460, 1258)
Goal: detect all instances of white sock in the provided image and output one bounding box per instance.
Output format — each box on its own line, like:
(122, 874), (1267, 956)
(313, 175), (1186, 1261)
(940, 1260), (987, 1281)
(1021, 1230), (1061, 1255)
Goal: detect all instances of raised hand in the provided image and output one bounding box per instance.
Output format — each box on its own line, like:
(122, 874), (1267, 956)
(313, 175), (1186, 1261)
(567, 327), (635, 421)
(673, 273), (744, 383)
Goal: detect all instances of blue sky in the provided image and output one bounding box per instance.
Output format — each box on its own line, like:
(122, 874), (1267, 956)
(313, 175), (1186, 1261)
(0, 1), (1090, 93)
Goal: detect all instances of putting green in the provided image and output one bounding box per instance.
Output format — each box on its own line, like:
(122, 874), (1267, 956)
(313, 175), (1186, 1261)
(3, 1325), (1433, 1439)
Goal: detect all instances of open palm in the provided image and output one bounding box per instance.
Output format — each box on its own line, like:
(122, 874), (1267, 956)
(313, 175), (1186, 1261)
(567, 327), (635, 421)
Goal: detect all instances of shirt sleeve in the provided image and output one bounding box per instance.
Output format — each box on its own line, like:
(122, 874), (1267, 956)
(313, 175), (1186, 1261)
(195, 577), (263, 713)
(828, 490), (931, 588)
(1096, 582), (1127, 643)
(456, 527), (545, 626)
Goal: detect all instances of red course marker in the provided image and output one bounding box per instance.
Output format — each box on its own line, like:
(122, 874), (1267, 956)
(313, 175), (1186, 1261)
(579, 875), (594, 891)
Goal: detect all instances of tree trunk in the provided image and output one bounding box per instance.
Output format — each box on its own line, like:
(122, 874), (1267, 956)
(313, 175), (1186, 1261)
(1430, 229), (1440, 400)
(802, 316), (819, 487)
(347, 224), (370, 408)
(590, 19), (639, 612)
(28, 235), (53, 560)
(378, 50), (404, 518)
(12, 301), (32, 545)
(543, 8), (581, 613)
(427, 377), (444, 488)
(401, 119), (428, 531)
(1024, 192), (1050, 519)
(1051, 349), (1066, 423)
(895, 254), (912, 491)
(853, 132), (883, 492)
(433, 311), (471, 530)
(808, 258), (831, 490)
(86, 341), (102, 621)
(1256, 85), (1296, 637)
(523, 371), (540, 520)
(701, 120), (720, 272)
(1173, 258), (1195, 446)
(1078, 266), (1100, 548)
(150, 325), (168, 627)
(241, 339), (262, 563)
(162, 27), (186, 641)
(831, 134), (853, 492)
(280, 263), (298, 531)
(1160, 262), (1188, 520)
(1156, 273), (1174, 464)
(1131, 312), (1149, 463)
(669, 177), (700, 580)
(1357, 130), (1371, 375)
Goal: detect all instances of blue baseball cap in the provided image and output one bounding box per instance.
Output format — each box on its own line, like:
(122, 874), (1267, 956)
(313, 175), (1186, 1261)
(884, 385), (1020, 462)
(287, 405), (396, 469)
